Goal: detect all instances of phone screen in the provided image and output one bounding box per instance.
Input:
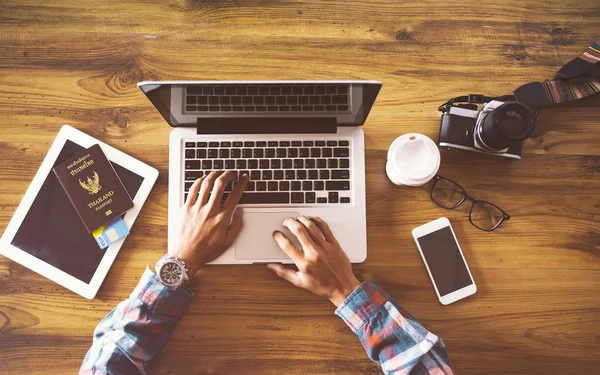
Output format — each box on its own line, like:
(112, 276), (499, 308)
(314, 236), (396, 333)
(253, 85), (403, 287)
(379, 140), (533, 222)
(417, 226), (473, 296)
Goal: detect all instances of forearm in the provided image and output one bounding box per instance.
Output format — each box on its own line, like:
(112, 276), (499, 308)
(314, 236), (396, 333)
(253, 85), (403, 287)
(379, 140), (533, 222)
(79, 267), (194, 375)
(336, 281), (454, 375)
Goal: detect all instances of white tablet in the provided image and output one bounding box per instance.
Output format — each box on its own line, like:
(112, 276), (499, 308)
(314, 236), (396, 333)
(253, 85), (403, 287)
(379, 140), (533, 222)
(0, 125), (158, 299)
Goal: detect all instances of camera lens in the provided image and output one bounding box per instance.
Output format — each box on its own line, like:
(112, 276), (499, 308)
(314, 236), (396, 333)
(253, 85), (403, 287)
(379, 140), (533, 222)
(477, 102), (534, 151)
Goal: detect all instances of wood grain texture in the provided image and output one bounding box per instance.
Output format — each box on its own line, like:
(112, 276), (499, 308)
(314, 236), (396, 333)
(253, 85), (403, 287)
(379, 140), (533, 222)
(1, 1), (599, 374)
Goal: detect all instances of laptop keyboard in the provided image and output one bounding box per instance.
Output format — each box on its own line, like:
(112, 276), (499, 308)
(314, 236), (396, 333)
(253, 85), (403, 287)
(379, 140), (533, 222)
(183, 139), (352, 205)
(184, 84), (351, 114)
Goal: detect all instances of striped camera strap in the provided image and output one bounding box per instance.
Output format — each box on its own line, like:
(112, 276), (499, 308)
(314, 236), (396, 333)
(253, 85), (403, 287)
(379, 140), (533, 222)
(514, 40), (600, 106)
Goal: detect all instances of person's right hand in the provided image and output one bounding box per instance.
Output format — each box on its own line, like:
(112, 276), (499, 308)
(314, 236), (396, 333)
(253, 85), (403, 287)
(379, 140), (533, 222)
(267, 216), (361, 307)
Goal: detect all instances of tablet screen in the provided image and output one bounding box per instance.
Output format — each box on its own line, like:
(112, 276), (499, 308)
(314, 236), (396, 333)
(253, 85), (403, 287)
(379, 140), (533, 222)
(10, 140), (144, 284)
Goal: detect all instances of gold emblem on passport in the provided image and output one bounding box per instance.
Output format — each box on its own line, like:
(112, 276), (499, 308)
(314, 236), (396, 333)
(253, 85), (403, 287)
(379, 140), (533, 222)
(79, 171), (102, 195)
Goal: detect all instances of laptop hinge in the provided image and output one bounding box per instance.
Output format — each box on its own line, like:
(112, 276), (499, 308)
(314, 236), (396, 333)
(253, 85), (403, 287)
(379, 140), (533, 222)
(196, 117), (337, 134)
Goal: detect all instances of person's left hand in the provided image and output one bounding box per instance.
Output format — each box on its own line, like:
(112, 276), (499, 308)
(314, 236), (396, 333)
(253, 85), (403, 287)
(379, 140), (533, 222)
(169, 171), (248, 276)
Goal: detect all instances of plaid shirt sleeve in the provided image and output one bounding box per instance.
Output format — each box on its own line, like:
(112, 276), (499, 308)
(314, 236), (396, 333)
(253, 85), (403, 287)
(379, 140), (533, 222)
(335, 281), (455, 375)
(79, 267), (194, 375)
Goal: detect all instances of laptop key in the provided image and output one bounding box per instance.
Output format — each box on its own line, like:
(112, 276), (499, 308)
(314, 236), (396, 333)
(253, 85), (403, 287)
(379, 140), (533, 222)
(288, 148), (298, 158)
(239, 192), (290, 204)
(244, 141), (255, 147)
(185, 160), (201, 170)
(292, 141), (302, 147)
(328, 159), (338, 168)
(283, 159), (293, 169)
(317, 197), (327, 203)
(220, 142), (231, 147)
(285, 170), (295, 180)
(317, 159), (327, 168)
(291, 192), (304, 204)
(231, 149), (241, 158)
(294, 159), (304, 169)
(236, 160), (246, 169)
(315, 141), (325, 146)
(297, 170), (307, 180)
(308, 170), (319, 180)
(326, 181), (350, 190)
(326, 141), (337, 146)
(185, 142), (195, 148)
(302, 181), (313, 191)
(340, 197), (351, 203)
(225, 160), (235, 169)
(340, 159), (350, 168)
(314, 181), (324, 190)
(242, 149), (253, 158)
(197, 149), (207, 158)
(250, 171), (261, 180)
(339, 140), (350, 146)
(280, 141), (290, 147)
(319, 170), (330, 180)
(185, 171), (202, 180)
(256, 182), (267, 191)
(262, 171), (273, 180)
(299, 148), (310, 157)
(219, 149), (230, 158)
(305, 192), (316, 203)
(276, 148), (287, 157)
(265, 148), (275, 158)
(310, 148), (321, 157)
(328, 192), (339, 203)
(268, 141), (278, 147)
(268, 181), (278, 191)
(197, 142), (208, 147)
(185, 149), (195, 158)
(274, 170), (284, 180)
(254, 149), (264, 158)
(213, 160), (224, 169)
(303, 141), (314, 147)
(291, 181), (301, 191)
(270, 159), (281, 169)
(256, 141), (267, 147)
(233, 141), (243, 147)
(279, 181), (290, 191)
(332, 170), (350, 179)
(246, 181), (256, 191)
(305, 159), (315, 169)
(209, 142), (219, 147)
(260, 159), (270, 169)
(322, 148), (332, 157)
(208, 149), (218, 158)
(334, 148), (350, 157)
(202, 160), (212, 170)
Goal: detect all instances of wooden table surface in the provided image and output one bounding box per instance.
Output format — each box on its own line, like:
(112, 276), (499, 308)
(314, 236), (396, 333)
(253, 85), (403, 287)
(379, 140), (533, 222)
(1, 1), (599, 374)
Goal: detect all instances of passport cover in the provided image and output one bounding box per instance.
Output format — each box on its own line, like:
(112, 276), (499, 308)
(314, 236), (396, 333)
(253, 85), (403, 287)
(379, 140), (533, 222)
(53, 144), (134, 233)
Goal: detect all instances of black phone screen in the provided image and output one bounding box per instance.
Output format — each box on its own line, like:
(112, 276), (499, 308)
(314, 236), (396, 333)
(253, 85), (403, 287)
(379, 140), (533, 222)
(417, 226), (473, 296)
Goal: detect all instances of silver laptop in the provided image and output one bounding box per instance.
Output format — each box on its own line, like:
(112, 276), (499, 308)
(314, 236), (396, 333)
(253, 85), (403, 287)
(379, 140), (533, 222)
(138, 80), (381, 264)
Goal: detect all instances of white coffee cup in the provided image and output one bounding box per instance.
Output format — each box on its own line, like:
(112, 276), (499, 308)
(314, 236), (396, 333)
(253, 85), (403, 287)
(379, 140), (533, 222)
(386, 133), (441, 186)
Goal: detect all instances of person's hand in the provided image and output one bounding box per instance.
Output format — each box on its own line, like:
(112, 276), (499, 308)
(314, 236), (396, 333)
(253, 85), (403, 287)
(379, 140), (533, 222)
(169, 171), (248, 276)
(267, 216), (361, 307)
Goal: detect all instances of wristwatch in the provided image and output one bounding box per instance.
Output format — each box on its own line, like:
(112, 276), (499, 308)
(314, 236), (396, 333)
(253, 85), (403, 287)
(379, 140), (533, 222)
(155, 254), (190, 290)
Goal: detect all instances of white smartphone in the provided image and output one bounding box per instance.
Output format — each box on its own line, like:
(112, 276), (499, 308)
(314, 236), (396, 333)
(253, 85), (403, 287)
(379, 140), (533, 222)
(412, 217), (477, 305)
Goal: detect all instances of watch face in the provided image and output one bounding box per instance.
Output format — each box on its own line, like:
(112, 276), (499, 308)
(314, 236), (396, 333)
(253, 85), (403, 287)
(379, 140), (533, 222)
(160, 261), (183, 286)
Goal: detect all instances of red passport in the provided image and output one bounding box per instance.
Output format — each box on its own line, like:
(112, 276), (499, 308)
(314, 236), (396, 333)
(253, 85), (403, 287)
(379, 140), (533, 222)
(53, 144), (134, 233)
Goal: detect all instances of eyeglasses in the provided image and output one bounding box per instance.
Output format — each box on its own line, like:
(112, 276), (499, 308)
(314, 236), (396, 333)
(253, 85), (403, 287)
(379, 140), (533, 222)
(429, 175), (510, 231)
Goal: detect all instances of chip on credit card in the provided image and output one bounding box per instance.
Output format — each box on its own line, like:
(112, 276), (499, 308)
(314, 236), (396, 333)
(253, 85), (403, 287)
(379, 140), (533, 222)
(92, 217), (130, 249)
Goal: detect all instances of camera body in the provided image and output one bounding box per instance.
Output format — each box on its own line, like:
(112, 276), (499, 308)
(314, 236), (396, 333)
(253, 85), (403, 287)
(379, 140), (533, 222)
(439, 101), (531, 160)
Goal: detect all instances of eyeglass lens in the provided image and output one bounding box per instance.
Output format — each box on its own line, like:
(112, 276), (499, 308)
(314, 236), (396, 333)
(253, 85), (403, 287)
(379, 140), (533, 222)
(470, 201), (505, 230)
(431, 178), (465, 209)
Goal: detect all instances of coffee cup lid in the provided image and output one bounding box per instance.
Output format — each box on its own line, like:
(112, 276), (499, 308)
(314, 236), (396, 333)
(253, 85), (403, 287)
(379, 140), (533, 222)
(388, 133), (440, 183)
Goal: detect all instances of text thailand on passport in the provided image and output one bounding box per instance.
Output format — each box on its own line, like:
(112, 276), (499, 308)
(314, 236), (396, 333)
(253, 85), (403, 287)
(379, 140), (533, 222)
(53, 144), (134, 233)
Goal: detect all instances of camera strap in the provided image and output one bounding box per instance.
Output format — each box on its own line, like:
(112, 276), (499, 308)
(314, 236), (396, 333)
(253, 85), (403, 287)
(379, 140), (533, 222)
(439, 40), (600, 111)
(514, 40), (600, 106)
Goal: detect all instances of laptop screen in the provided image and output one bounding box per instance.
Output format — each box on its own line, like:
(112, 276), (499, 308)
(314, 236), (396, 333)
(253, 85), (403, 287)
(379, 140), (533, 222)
(138, 81), (381, 127)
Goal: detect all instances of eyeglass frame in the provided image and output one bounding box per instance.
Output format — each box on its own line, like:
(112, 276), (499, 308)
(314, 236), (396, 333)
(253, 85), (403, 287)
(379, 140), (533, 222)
(429, 175), (511, 232)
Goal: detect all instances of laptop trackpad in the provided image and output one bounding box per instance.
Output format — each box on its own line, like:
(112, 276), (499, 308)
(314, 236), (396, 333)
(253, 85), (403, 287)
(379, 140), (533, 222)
(235, 212), (300, 260)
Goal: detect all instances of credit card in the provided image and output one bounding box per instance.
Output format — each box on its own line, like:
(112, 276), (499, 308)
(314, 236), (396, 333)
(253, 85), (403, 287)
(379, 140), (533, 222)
(92, 217), (130, 249)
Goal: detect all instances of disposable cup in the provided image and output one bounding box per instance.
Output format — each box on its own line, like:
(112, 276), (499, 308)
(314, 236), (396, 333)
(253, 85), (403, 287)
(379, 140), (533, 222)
(386, 133), (440, 186)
